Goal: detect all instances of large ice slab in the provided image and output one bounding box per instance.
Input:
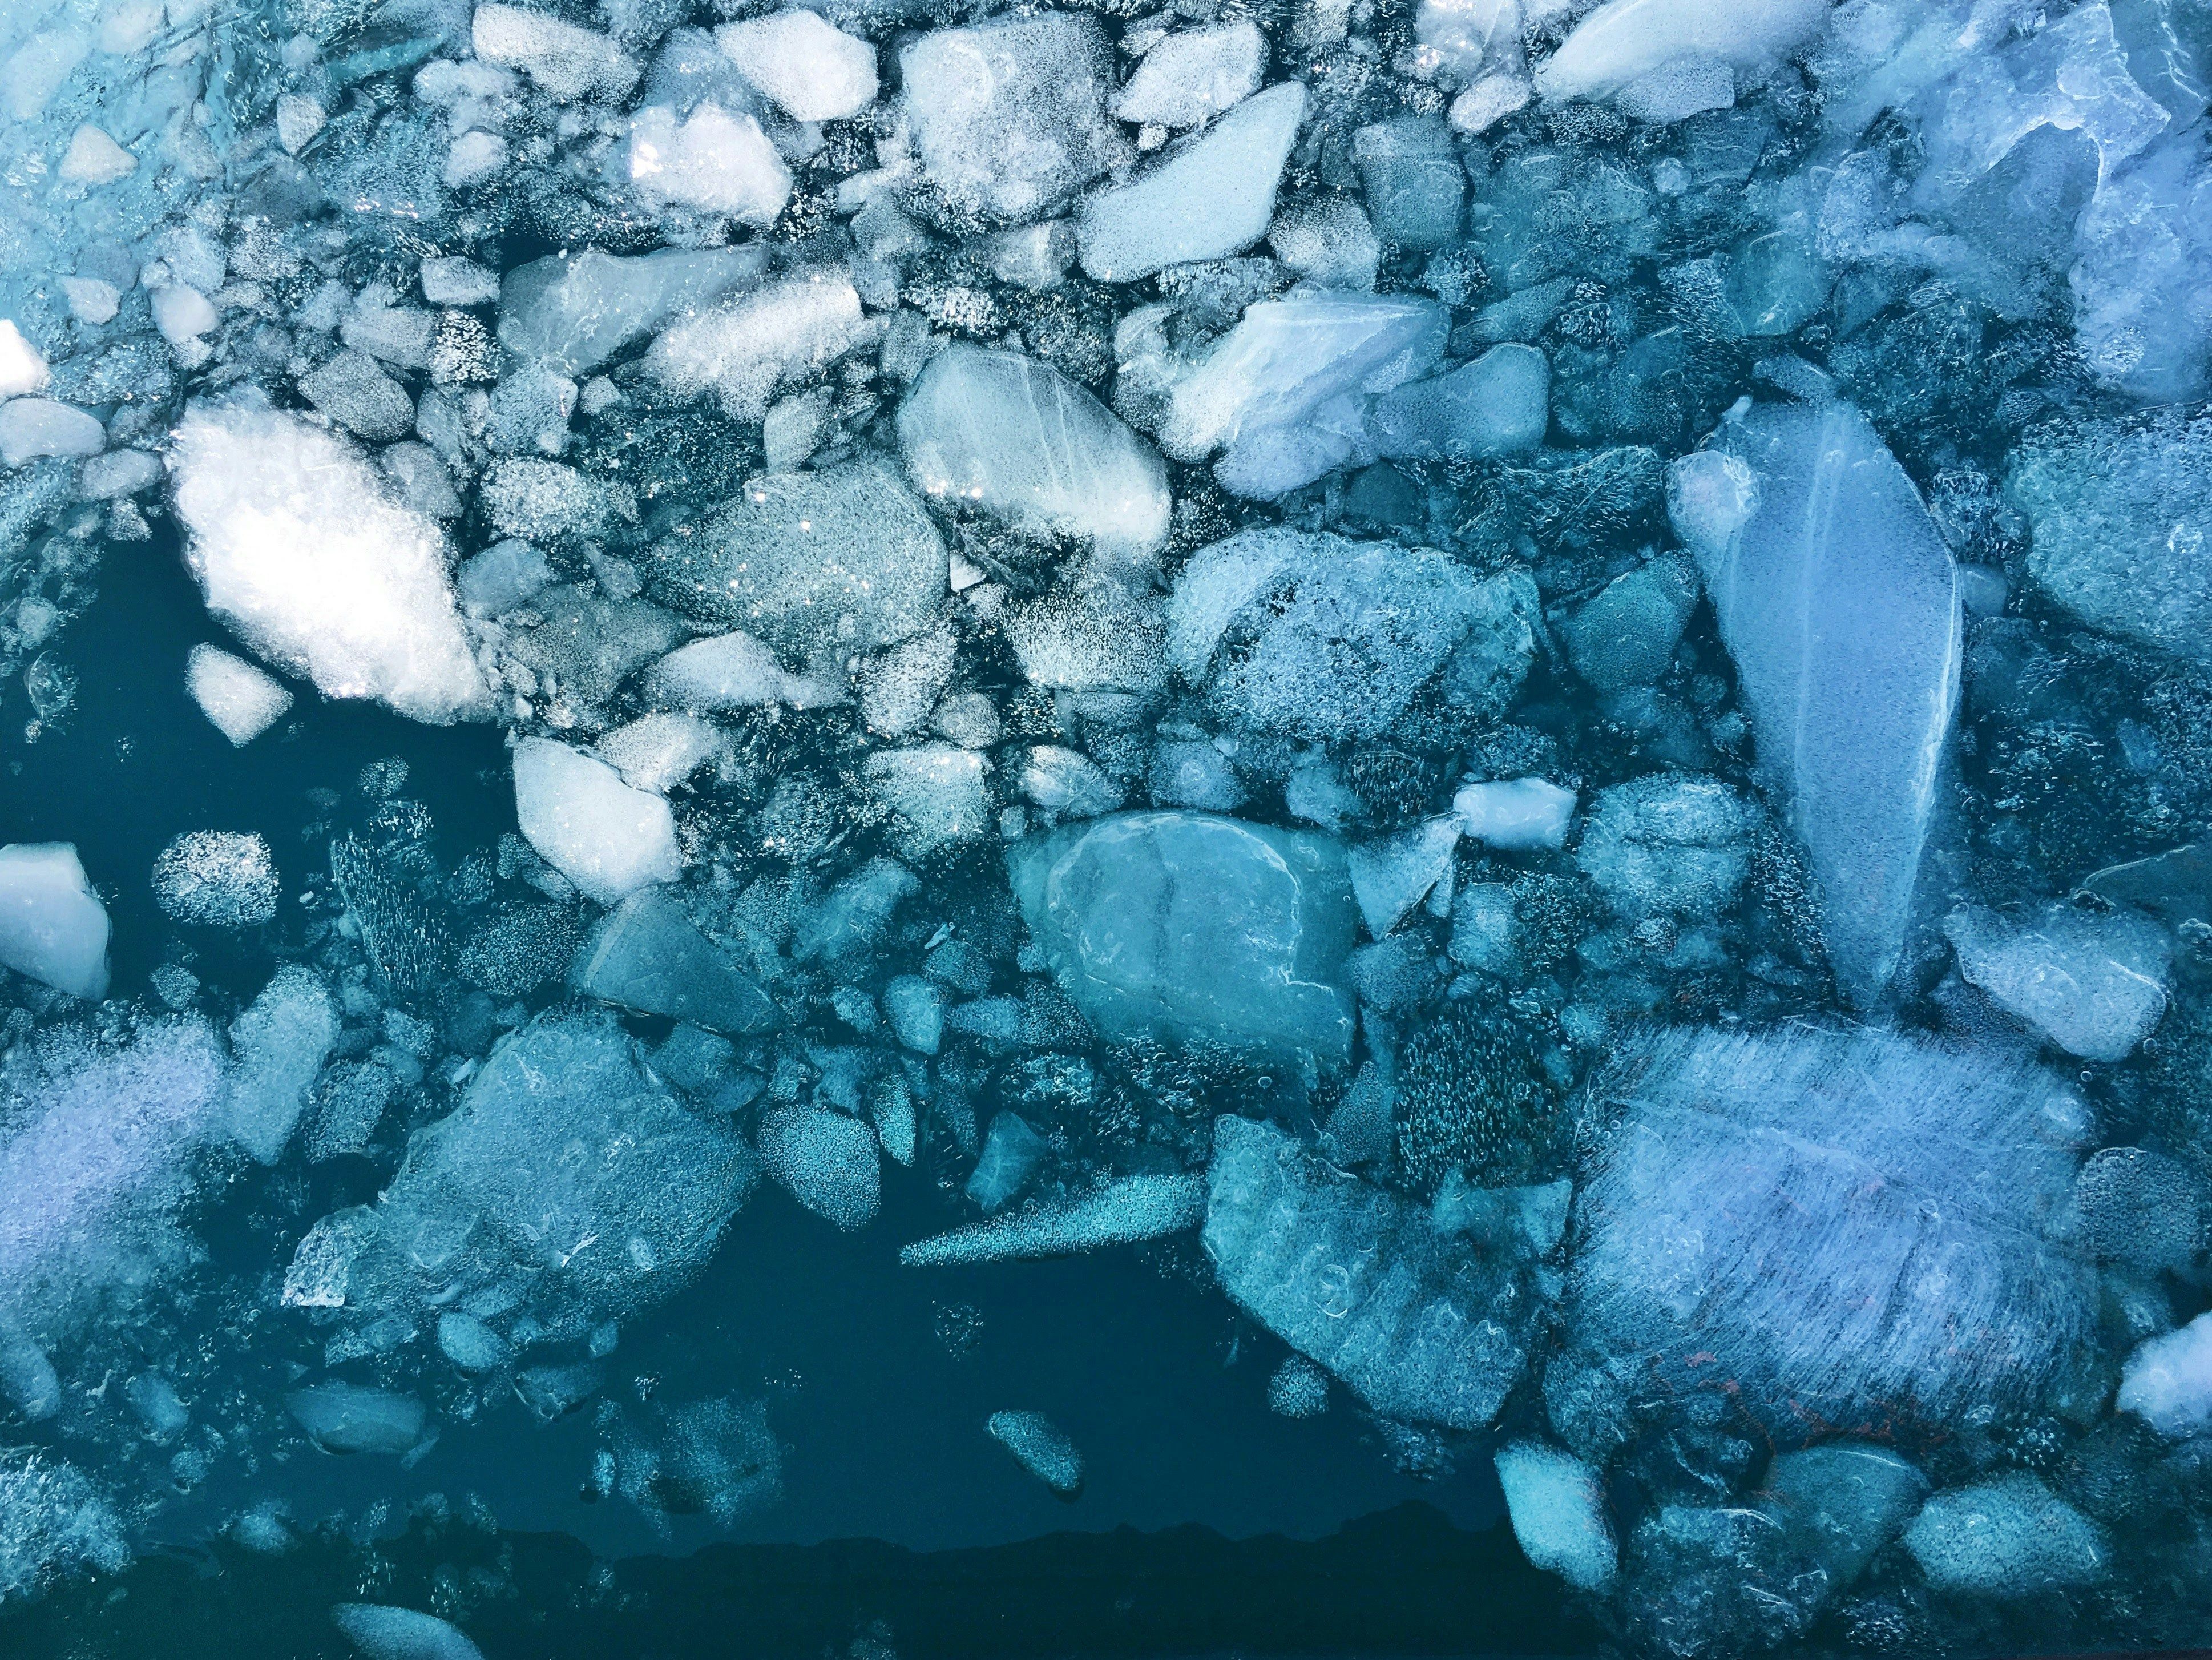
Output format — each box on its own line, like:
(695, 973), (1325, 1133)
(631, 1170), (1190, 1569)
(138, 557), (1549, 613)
(1076, 82), (1306, 283)
(1204, 1117), (1532, 1429)
(170, 404), (487, 726)
(897, 345), (1170, 565)
(512, 738), (682, 906)
(1010, 811), (1358, 1066)
(1561, 1027), (2098, 1443)
(1668, 401), (1960, 1004)
(0, 844), (109, 1001)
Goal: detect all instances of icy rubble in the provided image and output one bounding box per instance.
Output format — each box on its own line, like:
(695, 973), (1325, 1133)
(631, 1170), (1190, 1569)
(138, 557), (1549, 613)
(1670, 401), (1960, 1004)
(170, 404), (487, 726)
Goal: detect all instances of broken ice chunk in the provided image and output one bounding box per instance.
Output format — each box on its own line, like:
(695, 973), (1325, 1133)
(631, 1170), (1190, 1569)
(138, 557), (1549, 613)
(649, 461), (946, 665)
(0, 843), (110, 1001)
(964, 1111), (1047, 1211)
(1112, 22), (1265, 128)
(644, 269), (869, 421)
(1453, 779), (1577, 851)
(596, 712), (726, 793)
(898, 345), (1171, 565)
(1669, 401), (1960, 1004)
(1901, 1475), (2110, 1597)
(866, 745), (992, 855)
(1945, 902), (2170, 1062)
(1414, 0), (1521, 84)
(570, 888), (778, 1034)
(287, 1383), (427, 1456)
(900, 13), (1122, 226)
(1077, 82), (1305, 282)
(1159, 290), (1448, 497)
(472, 3), (639, 103)
(901, 1174), (1204, 1266)
(1563, 1027), (2098, 1442)
(2119, 1310), (2212, 1438)
(169, 404), (487, 725)
(224, 965), (338, 1164)
(1495, 1441), (1617, 1593)
(0, 399), (103, 469)
(1011, 811), (1358, 1066)
(1348, 816), (1462, 937)
(60, 124), (136, 185)
(1366, 342), (1549, 460)
(185, 644), (292, 746)
(988, 1411), (1084, 1497)
(1614, 55), (1735, 123)
(715, 11), (877, 121)
(511, 738), (681, 906)
(759, 1106), (880, 1230)
(0, 320), (49, 398)
(421, 256), (499, 308)
(643, 631), (847, 711)
(298, 350), (413, 441)
(331, 1603), (484, 1660)
(1353, 118), (1464, 249)
(152, 831), (279, 928)
(627, 103), (791, 225)
(1205, 1117), (1532, 1429)
(498, 247), (766, 376)
(1534, 0), (1830, 104)
(1016, 746), (1124, 819)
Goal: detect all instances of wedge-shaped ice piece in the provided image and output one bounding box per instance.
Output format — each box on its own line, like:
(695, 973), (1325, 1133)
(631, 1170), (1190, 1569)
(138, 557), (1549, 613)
(1348, 816), (1462, 937)
(1160, 291), (1447, 498)
(498, 247), (766, 375)
(1563, 1027), (2098, 1440)
(901, 1174), (1204, 1266)
(1011, 812), (1358, 1066)
(1204, 1117), (1531, 1429)
(570, 887), (778, 1035)
(898, 345), (1170, 564)
(1495, 1441), (1616, 1593)
(648, 461), (944, 664)
(0, 843), (109, 1001)
(171, 405), (487, 725)
(1113, 22), (1265, 128)
(1077, 82), (1306, 283)
(512, 738), (681, 905)
(1533, 0), (1830, 103)
(758, 1106), (879, 1230)
(1668, 402), (1960, 1004)
(185, 643), (292, 746)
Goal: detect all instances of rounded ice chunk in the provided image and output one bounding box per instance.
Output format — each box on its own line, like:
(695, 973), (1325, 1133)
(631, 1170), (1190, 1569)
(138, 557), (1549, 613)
(758, 1106), (881, 1230)
(626, 102), (792, 225)
(1452, 778), (1577, 851)
(1495, 1440), (1617, 1593)
(0, 843), (110, 1001)
(0, 320), (50, 398)
(1902, 1474), (2109, 1596)
(0, 398), (103, 468)
(152, 831), (279, 928)
(2119, 1311), (2212, 1438)
(331, 1603), (485, 1660)
(716, 10), (877, 120)
(511, 738), (681, 906)
(286, 1383), (427, 1456)
(987, 1410), (1084, 1497)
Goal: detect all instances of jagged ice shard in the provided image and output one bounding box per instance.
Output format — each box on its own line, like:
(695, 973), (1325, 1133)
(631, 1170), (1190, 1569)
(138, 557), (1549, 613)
(1668, 402), (1961, 1004)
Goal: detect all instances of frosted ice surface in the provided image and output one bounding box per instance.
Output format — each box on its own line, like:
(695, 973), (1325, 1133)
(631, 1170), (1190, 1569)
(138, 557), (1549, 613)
(2069, 131), (2212, 401)
(1452, 779), (1577, 851)
(1577, 773), (1754, 922)
(964, 1111), (1047, 1211)
(1564, 1027), (2098, 1439)
(1113, 22), (1266, 128)
(0, 843), (109, 1001)
(224, 965), (337, 1165)
(858, 626), (957, 739)
(1533, 0), (1830, 103)
(472, 3), (638, 103)
(626, 102), (792, 225)
(2120, 1311), (2212, 1438)
(1902, 1474), (2110, 1596)
(511, 738), (682, 905)
(570, 887), (778, 1034)
(497, 247), (766, 375)
(595, 712), (725, 793)
(758, 1106), (880, 1230)
(900, 14), (1121, 227)
(180, 648), (284, 747)
(0, 398), (103, 468)
(2009, 408), (2212, 670)
(715, 11), (877, 121)
(0, 320), (49, 398)
(1204, 1117), (1532, 1429)
(1159, 290), (1448, 497)
(900, 1175), (1204, 1266)
(170, 404), (487, 726)
(866, 745), (991, 856)
(1495, 1441), (1617, 1593)
(987, 1411), (1084, 1496)
(644, 270), (867, 421)
(152, 831), (278, 928)
(1076, 83), (1306, 283)
(330, 1603), (485, 1660)
(1414, 0), (1522, 84)
(898, 345), (1171, 565)
(882, 975), (944, 1054)
(1011, 811), (1358, 1066)
(1946, 901), (2171, 1062)
(644, 631), (847, 712)
(648, 461), (944, 664)
(1004, 576), (1169, 696)
(1016, 746), (1124, 819)
(1668, 402), (1960, 1004)
(1366, 341), (1550, 459)
(0, 1452), (127, 1606)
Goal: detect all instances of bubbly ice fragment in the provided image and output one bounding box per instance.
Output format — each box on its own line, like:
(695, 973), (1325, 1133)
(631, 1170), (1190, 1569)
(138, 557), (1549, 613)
(715, 11), (877, 120)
